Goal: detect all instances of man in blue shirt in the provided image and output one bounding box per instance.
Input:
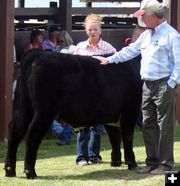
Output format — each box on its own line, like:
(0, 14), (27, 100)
(94, 0), (180, 175)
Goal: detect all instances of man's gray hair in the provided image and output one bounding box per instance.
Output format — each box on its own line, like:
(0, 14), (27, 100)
(146, 4), (164, 19)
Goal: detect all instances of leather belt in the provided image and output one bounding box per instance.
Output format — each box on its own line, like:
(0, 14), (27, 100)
(145, 76), (169, 85)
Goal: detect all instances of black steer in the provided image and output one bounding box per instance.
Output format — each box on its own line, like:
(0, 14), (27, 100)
(4, 49), (142, 179)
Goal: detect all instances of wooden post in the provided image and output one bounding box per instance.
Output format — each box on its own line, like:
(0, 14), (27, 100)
(56, 0), (72, 35)
(86, 2), (92, 7)
(0, 0), (14, 142)
(18, 0), (25, 8)
(57, 0), (72, 34)
(170, 0), (179, 31)
(176, 1), (180, 32)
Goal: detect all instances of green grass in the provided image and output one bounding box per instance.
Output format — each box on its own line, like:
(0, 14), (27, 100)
(0, 125), (180, 186)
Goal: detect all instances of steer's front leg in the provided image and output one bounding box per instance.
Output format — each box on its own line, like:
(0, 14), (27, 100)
(104, 125), (122, 167)
(24, 112), (53, 179)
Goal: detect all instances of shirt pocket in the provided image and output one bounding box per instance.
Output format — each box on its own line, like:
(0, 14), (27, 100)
(152, 39), (167, 59)
(156, 39), (167, 51)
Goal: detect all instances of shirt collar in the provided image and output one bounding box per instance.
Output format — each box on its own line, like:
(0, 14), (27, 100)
(155, 20), (167, 32)
(82, 38), (102, 49)
(155, 20), (167, 31)
(147, 20), (167, 35)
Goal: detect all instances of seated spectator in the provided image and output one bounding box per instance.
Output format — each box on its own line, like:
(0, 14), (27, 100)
(13, 45), (17, 100)
(43, 26), (71, 145)
(42, 25), (62, 52)
(124, 17), (146, 47)
(51, 30), (75, 146)
(57, 30), (76, 54)
(52, 120), (72, 146)
(24, 30), (43, 52)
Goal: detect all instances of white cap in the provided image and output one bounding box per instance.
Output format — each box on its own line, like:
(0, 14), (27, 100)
(137, 16), (146, 27)
(134, 0), (162, 17)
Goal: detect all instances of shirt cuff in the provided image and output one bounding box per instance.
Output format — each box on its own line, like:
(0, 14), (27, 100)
(167, 79), (177, 89)
(107, 56), (113, 64)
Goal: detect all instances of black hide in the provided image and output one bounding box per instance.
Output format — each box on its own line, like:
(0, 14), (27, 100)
(4, 49), (142, 179)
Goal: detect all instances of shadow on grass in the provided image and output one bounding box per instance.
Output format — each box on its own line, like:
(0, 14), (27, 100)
(35, 168), (162, 181)
(5, 161), (180, 181)
(33, 161), (180, 181)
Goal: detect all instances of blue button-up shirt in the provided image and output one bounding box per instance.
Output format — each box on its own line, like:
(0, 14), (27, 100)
(42, 39), (61, 52)
(107, 21), (180, 88)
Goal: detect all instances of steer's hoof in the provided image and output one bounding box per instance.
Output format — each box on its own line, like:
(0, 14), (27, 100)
(24, 169), (37, 179)
(127, 163), (138, 170)
(111, 161), (122, 167)
(4, 166), (16, 177)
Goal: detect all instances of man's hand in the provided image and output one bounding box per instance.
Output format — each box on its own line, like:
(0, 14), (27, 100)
(93, 56), (109, 65)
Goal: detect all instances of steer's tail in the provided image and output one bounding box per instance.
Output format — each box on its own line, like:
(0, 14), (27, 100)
(14, 48), (44, 117)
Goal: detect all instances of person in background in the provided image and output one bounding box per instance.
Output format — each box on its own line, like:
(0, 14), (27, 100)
(13, 45), (16, 64)
(52, 119), (72, 146)
(42, 25), (62, 52)
(94, 0), (180, 174)
(74, 13), (116, 166)
(124, 16), (147, 47)
(43, 25), (65, 144)
(24, 30), (43, 52)
(51, 30), (75, 146)
(58, 30), (76, 54)
(13, 45), (17, 100)
(125, 17), (147, 129)
(131, 18), (147, 43)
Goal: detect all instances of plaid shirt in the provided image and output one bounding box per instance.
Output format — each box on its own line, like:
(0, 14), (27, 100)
(74, 38), (116, 56)
(107, 21), (180, 88)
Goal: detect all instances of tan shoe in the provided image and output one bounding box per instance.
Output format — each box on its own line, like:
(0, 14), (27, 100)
(150, 166), (172, 175)
(137, 166), (157, 173)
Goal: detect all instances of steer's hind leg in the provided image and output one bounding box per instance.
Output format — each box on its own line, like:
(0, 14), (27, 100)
(104, 125), (122, 167)
(24, 112), (53, 179)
